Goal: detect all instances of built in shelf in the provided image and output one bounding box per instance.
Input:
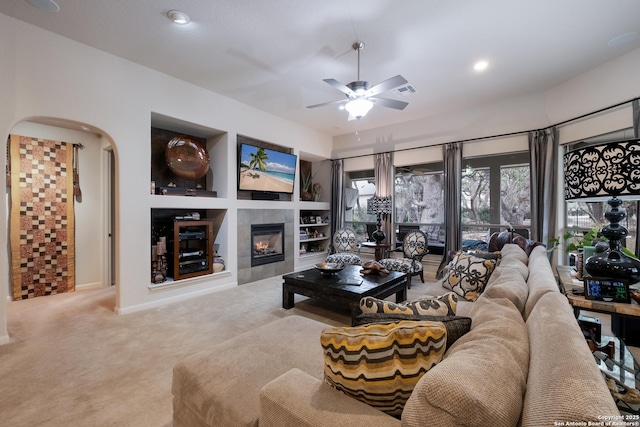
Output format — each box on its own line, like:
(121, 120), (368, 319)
(149, 195), (230, 210)
(299, 208), (331, 258)
(300, 236), (329, 242)
(148, 270), (232, 291)
(299, 252), (327, 259)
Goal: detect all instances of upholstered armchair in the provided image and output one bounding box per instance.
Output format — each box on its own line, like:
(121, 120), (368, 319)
(379, 230), (428, 288)
(325, 227), (362, 266)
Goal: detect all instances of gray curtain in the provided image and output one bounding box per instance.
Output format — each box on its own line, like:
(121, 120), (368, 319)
(330, 159), (344, 237)
(528, 127), (558, 249)
(374, 152), (393, 245)
(634, 100), (640, 256)
(437, 142), (462, 277)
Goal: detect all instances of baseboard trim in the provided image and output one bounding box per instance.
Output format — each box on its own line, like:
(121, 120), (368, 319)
(0, 334), (10, 345)
(76, 281), (103, 290)
(115, 280), (237, 315)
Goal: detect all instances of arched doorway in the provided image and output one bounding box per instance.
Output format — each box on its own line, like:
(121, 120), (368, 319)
(5, 117), (118, 306)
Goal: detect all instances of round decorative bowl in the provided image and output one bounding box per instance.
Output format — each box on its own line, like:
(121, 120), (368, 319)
(314, 262), (345, 275)
(165, 135), (210, 180)
(213, 256), (225, 273)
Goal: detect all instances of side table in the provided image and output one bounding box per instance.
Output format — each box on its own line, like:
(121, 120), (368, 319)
(557, 265), (640, 345)
(557, 266), (640, 317)
(361, 242), (391, 261)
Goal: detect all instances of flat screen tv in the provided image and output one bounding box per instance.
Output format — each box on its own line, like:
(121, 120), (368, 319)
(238, 143), (297, 194)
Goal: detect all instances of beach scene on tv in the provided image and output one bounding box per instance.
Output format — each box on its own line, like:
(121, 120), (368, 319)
(239, 145), (297, 193)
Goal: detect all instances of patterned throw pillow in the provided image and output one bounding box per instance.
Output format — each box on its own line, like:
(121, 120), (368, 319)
(352, 314), (472, 350)
(321, 321), (447, 417)
(359, 292), (458, 317)
(437, 250), (499, 280)
(470, 250), (502, 261)
(442, 252), (497, 301)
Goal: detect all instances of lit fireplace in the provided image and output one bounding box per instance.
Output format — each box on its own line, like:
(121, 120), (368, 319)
(251, 223), (285, 266)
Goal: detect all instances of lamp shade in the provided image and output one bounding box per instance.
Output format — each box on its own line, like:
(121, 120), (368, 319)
(345, 98), (373, 119)
(564, 139), (640, 201)
(563, 139), (640, 282)
(367, 196), (392, 215)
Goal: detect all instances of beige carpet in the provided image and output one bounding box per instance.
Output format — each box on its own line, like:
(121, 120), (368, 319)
(0, 275), (433, 427)
(0, 275), (638, 426)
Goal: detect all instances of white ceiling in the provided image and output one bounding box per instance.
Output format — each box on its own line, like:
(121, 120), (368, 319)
(1, 0), (639, 137)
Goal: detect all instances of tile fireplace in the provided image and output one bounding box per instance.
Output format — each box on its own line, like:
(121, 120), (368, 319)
(251, 223), (284, 267)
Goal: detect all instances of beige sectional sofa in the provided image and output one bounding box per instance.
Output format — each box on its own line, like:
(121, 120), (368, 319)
(172, 244), (619, 426)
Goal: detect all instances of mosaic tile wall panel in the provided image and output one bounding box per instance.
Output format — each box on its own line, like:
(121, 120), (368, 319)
(9, 134), (75, 300)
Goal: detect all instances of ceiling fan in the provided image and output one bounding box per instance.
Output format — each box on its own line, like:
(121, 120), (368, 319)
(306, 41), (410, 120)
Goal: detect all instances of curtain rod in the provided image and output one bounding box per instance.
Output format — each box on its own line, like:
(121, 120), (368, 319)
(335, 95), (640, 161)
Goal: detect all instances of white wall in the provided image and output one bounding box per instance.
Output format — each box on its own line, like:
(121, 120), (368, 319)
(0, 12), (332, 338)
(0, 13), (17, 344)
(332, 48), (640, 159)
(333, 91), (549, 158)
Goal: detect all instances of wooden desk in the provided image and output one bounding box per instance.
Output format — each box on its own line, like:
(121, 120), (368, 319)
(361, 242), (391, 261)
(556, 265), (640, 318)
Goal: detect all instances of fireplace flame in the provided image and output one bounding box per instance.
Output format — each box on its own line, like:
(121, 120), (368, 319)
(255, 241), (269, 251)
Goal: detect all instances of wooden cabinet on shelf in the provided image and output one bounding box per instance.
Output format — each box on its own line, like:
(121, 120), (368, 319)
(299, 210), (331, 257)
(169, 219), (214, 280)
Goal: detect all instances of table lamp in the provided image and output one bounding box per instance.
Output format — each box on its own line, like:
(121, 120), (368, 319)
(367, 196), (392, 244)
(563, 139), (640, 282)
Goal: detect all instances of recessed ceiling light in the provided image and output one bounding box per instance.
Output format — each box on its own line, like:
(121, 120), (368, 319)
(167, 10), (191, 25)
(25, 0), (59, 13)
(473, 60), (489, 72)
(608, 32), (639, 47)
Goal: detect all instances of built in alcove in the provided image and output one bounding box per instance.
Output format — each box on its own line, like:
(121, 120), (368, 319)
(150, 112), (228, 198)
(150, 208), (226, 284)
(236, 134), (294, 202)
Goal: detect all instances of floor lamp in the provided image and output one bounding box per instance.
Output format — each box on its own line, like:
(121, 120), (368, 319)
(563, 139), (640, 286)
(367, 196), (392, 244)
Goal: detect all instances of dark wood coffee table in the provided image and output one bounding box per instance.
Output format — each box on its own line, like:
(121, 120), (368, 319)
(282, 265), (408, 322)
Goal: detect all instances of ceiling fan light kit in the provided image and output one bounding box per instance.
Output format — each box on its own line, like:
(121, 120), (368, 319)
(306, 41), (410, 120)
(345, 98), (373, 119)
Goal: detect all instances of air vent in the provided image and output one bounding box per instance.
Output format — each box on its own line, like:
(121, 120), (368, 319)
(392, 85), (416, 96)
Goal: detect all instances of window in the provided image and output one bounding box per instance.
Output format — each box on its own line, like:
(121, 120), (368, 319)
(566, 200), (636, 251)
(461, 152), (531, 242)
(344, 170), (376, 242)
(394, 163), (445, 247)
(461, 166), (490, 226)
(499, 164), (531, 229)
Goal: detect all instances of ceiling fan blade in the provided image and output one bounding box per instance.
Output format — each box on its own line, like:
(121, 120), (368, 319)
(306, 99), (347, 109)
(323, 78), (355, 96)
(366, 75), (408, 96)
(371, 97), (409, 110)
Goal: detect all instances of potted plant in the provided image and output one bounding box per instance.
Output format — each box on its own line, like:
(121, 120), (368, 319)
(563, 225), (603, 254)
(548, 225), (603, 278)
(300, 170), (317, 201)
(550, 224), (640, 278)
